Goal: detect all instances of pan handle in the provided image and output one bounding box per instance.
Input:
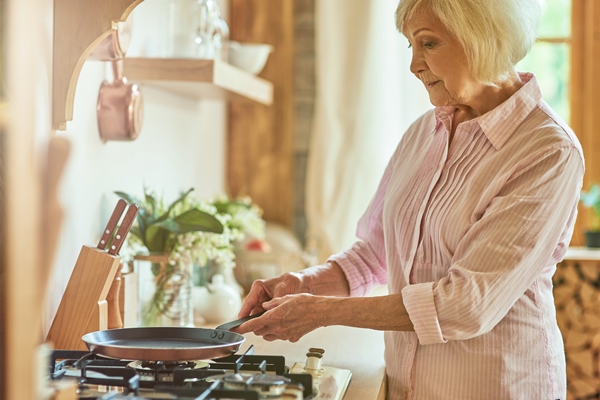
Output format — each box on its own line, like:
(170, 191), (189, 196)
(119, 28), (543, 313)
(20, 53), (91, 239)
(215, 311), (266, 331)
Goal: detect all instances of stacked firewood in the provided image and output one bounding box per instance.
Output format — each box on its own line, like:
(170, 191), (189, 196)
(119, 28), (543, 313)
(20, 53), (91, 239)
(554, 259), (600, 399)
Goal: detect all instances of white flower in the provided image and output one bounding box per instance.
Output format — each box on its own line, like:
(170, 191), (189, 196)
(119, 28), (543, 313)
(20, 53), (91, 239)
(121, 191), (265, 277)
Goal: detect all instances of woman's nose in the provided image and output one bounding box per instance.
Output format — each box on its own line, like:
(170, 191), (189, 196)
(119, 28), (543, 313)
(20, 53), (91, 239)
(409, 48), (425, 75)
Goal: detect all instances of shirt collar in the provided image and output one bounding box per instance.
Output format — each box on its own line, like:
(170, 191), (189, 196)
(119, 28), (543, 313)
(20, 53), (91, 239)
(433, 72), (542, 150)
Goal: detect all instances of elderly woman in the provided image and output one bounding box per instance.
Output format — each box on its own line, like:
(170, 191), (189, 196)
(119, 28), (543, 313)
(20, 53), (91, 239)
(236, 0), (584, 398)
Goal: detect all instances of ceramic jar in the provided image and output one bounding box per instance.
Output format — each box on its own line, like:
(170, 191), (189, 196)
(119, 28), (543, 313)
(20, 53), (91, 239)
(192, 273), (241, 324)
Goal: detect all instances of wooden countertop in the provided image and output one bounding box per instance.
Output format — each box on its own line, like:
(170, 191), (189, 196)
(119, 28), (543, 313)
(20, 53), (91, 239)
(564, 246), (600, 261)
(238, 326), (386, 399)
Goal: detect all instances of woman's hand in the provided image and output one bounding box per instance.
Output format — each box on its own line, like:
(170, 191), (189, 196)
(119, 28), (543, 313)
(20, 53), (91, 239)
(235, 293), (331, 342)
(236, 290), (415, 341)
(238, 272), (311, 318)
(234, 262), (353, 341)
(238, 262), (350, 319)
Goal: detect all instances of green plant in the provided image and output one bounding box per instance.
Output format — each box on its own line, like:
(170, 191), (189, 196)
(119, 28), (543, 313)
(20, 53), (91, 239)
(115, 187), (224, 254)
(115, 187), (226, 326)
(581, 184), (600, 231)
(115, 187), (265, 326)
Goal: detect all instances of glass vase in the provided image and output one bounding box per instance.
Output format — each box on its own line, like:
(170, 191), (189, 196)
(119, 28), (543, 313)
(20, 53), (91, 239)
(166, 0), (229, 59)
(134, 254), (194, 327)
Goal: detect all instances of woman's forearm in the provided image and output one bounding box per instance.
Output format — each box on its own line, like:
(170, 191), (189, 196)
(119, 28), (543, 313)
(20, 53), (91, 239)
(322, 293), (415, 331)
(298, 261), (414, 331)
(300, 261), (351, 296)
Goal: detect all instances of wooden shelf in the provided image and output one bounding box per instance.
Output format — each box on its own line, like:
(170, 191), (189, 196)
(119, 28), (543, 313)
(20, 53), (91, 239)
(51, 0), (273, 130)
(52, 0), (144, 131)
(123, 58), (273, 105)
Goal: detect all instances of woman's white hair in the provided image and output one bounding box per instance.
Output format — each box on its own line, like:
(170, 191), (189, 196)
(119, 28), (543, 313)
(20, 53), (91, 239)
(396, 0), (542, 84)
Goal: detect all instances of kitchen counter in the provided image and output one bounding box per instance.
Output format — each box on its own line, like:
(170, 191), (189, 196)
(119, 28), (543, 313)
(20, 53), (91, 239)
(240, 325), (386, 399)
(564, 246), (600, 260)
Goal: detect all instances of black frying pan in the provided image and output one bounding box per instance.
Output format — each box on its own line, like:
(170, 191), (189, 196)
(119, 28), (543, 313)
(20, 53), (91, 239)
(81, 312), (264, 361)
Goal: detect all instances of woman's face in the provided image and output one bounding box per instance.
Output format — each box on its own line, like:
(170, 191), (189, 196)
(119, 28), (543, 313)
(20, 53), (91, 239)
(403, 7), (480, 108)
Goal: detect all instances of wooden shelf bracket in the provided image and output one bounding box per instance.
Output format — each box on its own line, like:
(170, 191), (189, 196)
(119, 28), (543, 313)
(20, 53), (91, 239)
(52, 0), (144, 131)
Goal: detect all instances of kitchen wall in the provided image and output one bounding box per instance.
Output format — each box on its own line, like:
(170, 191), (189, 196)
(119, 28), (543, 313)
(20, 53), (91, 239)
(43, 0), (229, 335)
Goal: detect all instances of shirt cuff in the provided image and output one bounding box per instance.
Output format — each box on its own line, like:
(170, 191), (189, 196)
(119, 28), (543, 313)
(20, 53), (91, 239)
(402, 282), (447, 345)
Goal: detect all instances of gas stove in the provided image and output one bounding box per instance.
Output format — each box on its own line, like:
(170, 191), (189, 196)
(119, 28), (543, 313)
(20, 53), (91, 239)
(48, 345), (352, 399)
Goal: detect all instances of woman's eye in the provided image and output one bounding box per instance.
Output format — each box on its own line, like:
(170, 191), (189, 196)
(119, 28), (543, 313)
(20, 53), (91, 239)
(423, 42), (435, 49)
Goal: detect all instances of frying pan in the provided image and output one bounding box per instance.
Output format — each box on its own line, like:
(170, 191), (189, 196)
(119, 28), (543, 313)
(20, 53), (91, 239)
(82, 312), (264, 362)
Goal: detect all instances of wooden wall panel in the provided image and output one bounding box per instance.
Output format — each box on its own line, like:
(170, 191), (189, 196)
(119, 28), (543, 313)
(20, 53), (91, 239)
(0, 5), (6, 397)
(0, 106), (5, 400)
(228, 0), (295, 227)
(5, 0), (44, 397)
(570, 0), (585, 245)
(571, 0), (600, 244)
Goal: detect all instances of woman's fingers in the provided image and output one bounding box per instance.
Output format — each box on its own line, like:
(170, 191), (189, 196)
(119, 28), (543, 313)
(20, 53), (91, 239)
(238, 280), (271, 317)
(235, 311), (270, 334)
(238, 273), (308, 318)
(237, 294), (326, 342)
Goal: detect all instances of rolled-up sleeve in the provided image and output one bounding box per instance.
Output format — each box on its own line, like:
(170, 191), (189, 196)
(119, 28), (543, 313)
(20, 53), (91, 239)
(402, 281), (446, 344)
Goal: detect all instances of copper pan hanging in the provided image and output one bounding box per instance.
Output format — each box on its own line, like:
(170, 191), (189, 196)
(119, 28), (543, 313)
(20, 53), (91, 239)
(91, 19), (144, 143)
(96, 59), (143, 143)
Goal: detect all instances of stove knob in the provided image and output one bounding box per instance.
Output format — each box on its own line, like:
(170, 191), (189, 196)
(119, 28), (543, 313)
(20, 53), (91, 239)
(305, 350), (323, 371)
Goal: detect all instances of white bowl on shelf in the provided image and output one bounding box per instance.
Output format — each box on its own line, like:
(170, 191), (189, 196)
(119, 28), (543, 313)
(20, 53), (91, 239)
(228, 41), (274, 75)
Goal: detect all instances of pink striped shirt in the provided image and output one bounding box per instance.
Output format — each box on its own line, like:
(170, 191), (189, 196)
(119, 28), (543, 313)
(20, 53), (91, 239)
(330, 73), (584, 399)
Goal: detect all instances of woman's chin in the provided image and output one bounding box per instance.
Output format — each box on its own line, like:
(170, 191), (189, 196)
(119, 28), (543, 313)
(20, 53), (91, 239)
(428, 97), (447, 107)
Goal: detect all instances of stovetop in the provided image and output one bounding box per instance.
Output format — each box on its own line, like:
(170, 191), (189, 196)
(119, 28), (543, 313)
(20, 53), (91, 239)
(48, 345), (351, 400)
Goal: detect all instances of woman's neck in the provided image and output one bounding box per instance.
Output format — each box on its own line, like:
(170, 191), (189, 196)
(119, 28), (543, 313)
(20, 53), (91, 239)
(450, 71), (524, 138)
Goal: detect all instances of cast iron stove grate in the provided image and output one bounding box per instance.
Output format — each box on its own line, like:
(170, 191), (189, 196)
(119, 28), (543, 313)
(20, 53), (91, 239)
(50, 346), (313, 399)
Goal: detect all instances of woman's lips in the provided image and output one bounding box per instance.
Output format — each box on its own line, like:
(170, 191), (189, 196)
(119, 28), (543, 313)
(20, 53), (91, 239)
(426, 80), (440, 88)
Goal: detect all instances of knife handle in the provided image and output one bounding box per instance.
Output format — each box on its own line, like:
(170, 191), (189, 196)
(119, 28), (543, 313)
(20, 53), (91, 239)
(108, 204), (140, 255)
(98, 199), (127, 250)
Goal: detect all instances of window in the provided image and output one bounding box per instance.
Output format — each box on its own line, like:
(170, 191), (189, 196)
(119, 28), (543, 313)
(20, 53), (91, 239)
(516, 0), (571, 122)
(518, 0), (600, 244)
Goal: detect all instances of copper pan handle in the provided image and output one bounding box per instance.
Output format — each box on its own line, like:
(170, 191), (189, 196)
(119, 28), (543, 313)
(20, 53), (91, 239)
(111, 59), (124, 81)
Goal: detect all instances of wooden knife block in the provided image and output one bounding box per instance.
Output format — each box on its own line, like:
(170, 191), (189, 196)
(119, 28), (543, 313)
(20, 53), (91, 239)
(46, 245), (122, 350)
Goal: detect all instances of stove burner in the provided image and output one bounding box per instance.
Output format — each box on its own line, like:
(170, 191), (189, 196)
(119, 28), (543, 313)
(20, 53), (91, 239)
(126, 360), (210, 383)
(220, 373), (292, 398)
(127, 360), (210, 371)
(222, 372), (291, 386)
